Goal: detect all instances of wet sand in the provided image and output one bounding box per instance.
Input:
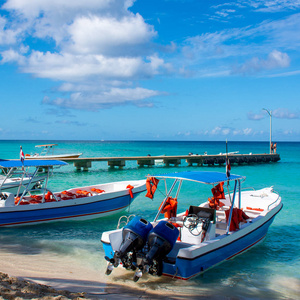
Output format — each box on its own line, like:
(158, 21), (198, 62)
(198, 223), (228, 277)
(0, 247), (207, 300)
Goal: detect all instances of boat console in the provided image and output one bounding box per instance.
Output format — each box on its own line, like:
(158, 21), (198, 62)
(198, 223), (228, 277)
(181, 206), (216, 244)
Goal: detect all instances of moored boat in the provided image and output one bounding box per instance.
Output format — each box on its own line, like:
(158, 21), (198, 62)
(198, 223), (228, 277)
(0, 166), (46, 196)
(0, 159), (146, 227)
(25, 144), (82, 160)
(101, 171), (282, 281)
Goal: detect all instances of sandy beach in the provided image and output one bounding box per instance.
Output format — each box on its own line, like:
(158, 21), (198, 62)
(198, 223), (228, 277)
(0, 247), (151, 300)
(0, 246), (211, 300)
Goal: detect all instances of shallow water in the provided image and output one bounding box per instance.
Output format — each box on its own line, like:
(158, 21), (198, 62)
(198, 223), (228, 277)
(0, 140), (299, 299)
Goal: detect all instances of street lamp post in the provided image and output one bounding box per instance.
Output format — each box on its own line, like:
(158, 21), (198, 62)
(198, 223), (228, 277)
(263, 108), (272, 154)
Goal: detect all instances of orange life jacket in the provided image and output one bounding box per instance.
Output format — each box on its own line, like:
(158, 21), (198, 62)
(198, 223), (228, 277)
(208, 182), (225, 210)
(91, 188), (105, 193)
(159, 197), (178, 219)
(145, 177), (159, 199)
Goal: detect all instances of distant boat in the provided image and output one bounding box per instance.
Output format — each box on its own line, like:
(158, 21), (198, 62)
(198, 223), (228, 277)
(25, 144), (82, 160)
(0, 168), (45, 196)
(0, 159), (146, 227)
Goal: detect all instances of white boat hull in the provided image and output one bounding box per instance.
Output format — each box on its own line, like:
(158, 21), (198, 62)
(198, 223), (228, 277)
(25, 153), (82, 159)
(101, 186), (282, 280)
(0, 179), (146, 227)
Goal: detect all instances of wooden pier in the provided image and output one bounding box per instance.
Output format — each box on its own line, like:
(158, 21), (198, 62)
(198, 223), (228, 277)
(61, 153), (280, 171)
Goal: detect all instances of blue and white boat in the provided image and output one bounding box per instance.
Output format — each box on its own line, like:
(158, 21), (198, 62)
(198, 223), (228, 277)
(101, 171), (282, 281)
(0, 159), (146, 227)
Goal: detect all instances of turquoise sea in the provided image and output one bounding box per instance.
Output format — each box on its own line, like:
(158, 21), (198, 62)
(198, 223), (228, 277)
(0, 140), (299, 299)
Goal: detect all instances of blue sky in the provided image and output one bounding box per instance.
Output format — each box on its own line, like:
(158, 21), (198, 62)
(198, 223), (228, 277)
(0, 0), (299, 141)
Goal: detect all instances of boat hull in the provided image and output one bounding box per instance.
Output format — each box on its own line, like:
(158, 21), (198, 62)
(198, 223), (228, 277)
(0, 181), (146, 227)
(25, 153), (82, 160)
(166, 207), (281, 279)
(102, 202), (282, 280)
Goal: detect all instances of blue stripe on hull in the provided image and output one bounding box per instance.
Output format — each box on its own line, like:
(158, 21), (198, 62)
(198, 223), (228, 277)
(164, 216), (275, 279)
(0, 194), (136, 226)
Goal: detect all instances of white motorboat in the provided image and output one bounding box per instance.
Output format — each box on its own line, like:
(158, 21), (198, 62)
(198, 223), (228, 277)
(0, 159), (146, 227)
(101, 171), (282, 281)
(0, 165), (45, 195)
(25, 144), (82, 160)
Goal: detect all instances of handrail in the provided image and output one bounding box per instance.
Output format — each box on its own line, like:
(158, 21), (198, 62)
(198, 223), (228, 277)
(227, 187), (255, 194)
(267, 190), (280, 210)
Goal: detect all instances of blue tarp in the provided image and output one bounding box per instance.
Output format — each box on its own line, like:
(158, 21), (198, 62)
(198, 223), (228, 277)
(0, 159), (67, 168)
(150, 171), (244, 185)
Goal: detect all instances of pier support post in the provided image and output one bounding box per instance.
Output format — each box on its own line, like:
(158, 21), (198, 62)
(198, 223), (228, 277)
(74, 161), (92, 171)
(163, 158), (181, 167)
(137, 159), (155, 167)
(108, 160), (125, 168)
(186, 158), (203, 166)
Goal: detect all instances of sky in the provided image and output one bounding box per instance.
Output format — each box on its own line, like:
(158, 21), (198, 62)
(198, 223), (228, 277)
(0, 0), (299, 141)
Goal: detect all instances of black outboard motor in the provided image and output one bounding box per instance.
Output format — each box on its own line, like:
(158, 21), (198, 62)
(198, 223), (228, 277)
(106, 216), (153, 274)
(133, 221), (179, 281)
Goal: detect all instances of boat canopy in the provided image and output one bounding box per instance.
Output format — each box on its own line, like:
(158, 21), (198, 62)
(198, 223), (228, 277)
(149, 171), (245, 185)
(0, 159), (67, 168)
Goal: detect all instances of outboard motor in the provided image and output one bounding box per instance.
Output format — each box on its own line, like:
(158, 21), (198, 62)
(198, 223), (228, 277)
(133, 221), (179, 281)
(105, 216), (153, 275)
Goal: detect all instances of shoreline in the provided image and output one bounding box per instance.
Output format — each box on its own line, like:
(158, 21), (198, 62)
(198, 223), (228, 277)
(0, 243), (299, 299)
(0, 247), (206, 300)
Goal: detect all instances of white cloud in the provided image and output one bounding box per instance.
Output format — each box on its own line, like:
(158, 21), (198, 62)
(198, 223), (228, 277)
(2, 0), (134, 19)
(249, 0), (300, 12)
(232, 128), (253, 136)
(0, 16), (20, 45)
(0, 48), (25, 64)
(181, 13), (300, 77)
(248, 111), (265, 120)
(233, 50), (290, 75)
(66, 14), (156, 55)
(11, 51), (167, 82)
(211, 126), (231, 135)
(0, 0), (166, 111)
(43, 87), (160, 111)
(273, 108), (300, 119)
(176, 131), (191, 137)
(211, 1), (300, 15)
(208, 126), (256, 137)
(2, 0), (141, 46)
(243, 128), (253, 135)
(248, 108), (299, 121)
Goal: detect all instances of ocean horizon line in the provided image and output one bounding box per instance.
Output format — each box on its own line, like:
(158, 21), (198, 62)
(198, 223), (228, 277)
(0, 139), (299, 143)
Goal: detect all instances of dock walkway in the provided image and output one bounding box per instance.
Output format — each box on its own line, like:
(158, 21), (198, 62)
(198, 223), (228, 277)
(61, 153), (280, 171)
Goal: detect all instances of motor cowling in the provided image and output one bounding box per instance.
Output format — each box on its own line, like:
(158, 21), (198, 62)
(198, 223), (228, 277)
(140, 221), (179, 276)
(112, 216), (153, 267)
